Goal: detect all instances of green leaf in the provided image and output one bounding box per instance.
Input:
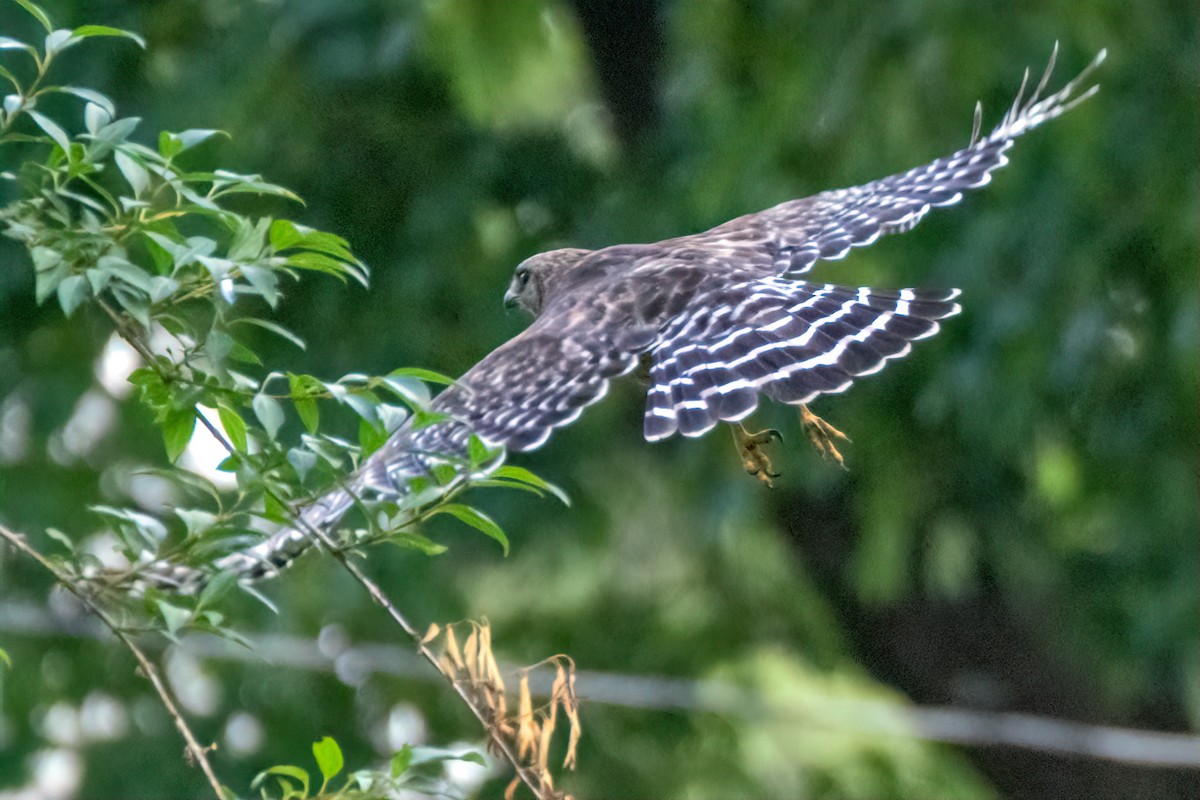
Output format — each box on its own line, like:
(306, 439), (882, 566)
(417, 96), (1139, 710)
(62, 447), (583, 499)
(159, 128), (223, 157)
(235, 317), (306, 350)
(84, 101), (112, 135)
(98, 254), (153, 293)
(252, 392), (284, 440)
(389, 531), (448, 556)
(111, 285), (150, 327)
(13, 0), (52, 33)
(53, 87), (115, 117)
(217, 405), (247, 452)
(493, 465), (571, 506)
(268, 220), (355, 261)
(44, 29), (74, 55)
(148, 275), (179, 304)
(162, 407), (196, 462)
(43, 527), (75, 553)
(377, 403), (408, 434)
(0, 647), (11, 670)
(114, 149), (149, 197)
(197, 570), (238, 610)
(386, 366), (454, 385)
(312, 736), (344, 788)
(430, 463), (458, 485)
(0, 63), (19, 92)
(262, 491), (288, 523)
(91, 116), (141, 149)
(175, 508), (218, 538)
(287, 373), (320, 434)
(157, 130), (182, 159)
(389, 745), (413, 778)
(155, 599), (192, 637)
(31, 246), (66, 304)
(70, 25), (146, 48)
(379, 372), (433, 408)
(283, 251), (355, 280)
(251, 765), (309, 797)
(435, 504), (509, 555)
(358, 417), (387, 456)
(55, 274), (88, 316)
(287, 447), (318, 482)
(212, 171), (303, 203)
(292, 398), (318, 435)
(467, 434), (492, 466)
(408, 746), (489, 768)
(342, 392), (379, 425)
(0, 38), (37, 60)
(92, 505), (168, 546)
(239, 264), (280, 307)
(27, 110), (71, 157)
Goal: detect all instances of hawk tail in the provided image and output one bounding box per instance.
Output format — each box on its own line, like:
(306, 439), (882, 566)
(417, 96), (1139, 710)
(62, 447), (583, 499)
(128, 486), (357, 595)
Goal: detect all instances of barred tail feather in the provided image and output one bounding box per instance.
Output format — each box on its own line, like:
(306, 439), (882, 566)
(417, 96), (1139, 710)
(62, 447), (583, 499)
(132, 487), (356, 595)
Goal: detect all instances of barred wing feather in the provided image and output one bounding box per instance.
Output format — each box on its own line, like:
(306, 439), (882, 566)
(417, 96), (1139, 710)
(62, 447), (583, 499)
(644, 277), (961, 440)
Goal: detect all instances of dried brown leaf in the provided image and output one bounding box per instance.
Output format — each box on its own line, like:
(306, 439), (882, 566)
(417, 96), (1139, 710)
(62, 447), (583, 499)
(495, 688), (508, 721)
(463, 627), (480, 684)
(504, 776), (520, 800)
(516, 674), (537, 760)
(483, 629), (506, 695)
(437, 654), (457, 679)
(420, 622), (441, 645)
(564, 661), (581, 768)
(480, 684), (499, 717)
(479, 621), (492, 669)
(444, 626), (464, 672)
(537, 719), (554, 775)
(564, 701), (581, 770)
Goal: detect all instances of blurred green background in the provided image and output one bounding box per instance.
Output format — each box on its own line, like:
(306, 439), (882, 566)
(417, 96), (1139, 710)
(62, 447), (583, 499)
(1, 1), (1196, 798)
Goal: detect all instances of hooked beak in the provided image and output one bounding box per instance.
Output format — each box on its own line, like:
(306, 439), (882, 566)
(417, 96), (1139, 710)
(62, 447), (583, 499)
(503, 289), (519, 311)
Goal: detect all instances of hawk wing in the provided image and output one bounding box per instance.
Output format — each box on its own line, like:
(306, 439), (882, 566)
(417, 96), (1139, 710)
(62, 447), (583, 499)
(644, 276), (960, 440)
(688, 45), (1104, 276)
(361, 314), (643, 492)
(146, 313), (647, 592)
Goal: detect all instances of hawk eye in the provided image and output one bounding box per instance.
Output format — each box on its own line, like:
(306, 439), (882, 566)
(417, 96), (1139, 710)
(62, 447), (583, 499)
(515, 269), (530, 287)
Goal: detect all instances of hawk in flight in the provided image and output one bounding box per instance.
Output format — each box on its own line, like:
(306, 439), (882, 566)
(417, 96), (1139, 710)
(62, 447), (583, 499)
(144, 46), (1103, 592)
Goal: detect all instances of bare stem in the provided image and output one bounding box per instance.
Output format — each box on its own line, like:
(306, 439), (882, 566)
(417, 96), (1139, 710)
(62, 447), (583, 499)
(0, 524), (226, 800)
(301, 522), (553, 798)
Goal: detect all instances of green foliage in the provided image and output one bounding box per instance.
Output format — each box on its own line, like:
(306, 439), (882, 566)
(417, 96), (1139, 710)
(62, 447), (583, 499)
(251, 736), (485, 800)
(0, 0), (544, 616)
(0, 0), (1194, 799)
(0, 2), (566, 796)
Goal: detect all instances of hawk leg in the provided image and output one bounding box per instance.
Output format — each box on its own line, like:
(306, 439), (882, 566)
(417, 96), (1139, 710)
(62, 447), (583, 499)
(799, 404), (850, 470)
(730, 424), (783, 488)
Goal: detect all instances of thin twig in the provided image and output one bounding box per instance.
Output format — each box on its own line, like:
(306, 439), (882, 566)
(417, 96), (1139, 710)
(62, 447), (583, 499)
(104, 300), (559, 799)
(0, 523), (226, 800)
(294, 514), (556, 798)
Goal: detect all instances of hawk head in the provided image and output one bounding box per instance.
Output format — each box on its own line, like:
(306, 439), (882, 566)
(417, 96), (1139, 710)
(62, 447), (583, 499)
(503, 248), (592, 317)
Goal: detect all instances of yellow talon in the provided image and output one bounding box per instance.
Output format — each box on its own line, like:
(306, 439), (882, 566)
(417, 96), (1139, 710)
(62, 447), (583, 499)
(799, 404), (850, 470)
(730, 424), (783, 488)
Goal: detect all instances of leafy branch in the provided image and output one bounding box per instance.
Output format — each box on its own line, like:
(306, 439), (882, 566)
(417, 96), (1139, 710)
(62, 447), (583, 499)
(1, 2), (580, 797)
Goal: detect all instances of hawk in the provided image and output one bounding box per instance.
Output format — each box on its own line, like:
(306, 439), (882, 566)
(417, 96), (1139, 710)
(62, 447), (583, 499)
(142, 46), (1103, 593)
